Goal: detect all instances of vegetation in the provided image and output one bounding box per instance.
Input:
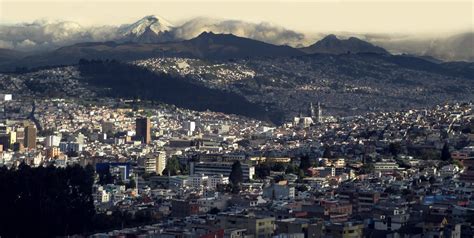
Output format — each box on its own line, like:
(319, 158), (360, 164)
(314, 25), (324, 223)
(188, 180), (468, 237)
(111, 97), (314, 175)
(229, 161), (243, 193)
(441, 143), (452, 161)
(0, 164), (95, 237)
(163, 157), (180, 176)
(78, 59), (276, 123)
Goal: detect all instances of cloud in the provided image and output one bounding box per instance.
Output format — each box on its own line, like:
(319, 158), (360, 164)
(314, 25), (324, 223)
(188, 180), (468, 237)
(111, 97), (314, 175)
(0, 40), (14, 49)
(0, 20), (118, 51)
(173, 17), (310, 47)
(0, 17), (472, 61)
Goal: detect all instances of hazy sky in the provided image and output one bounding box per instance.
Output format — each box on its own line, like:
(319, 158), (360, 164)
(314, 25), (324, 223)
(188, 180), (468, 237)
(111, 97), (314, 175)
(1, 0), (472, 34)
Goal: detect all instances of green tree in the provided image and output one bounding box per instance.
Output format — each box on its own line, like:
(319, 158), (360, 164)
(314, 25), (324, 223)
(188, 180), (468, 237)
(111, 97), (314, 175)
(98, 168), (114, 185)
(229, 161), (243, 186)
(285, 164), (298, 174)
(255, 163), (271, 179)
(441, 143), (452, 161)
(271, 163), (286, 172)
(299, 155), (311, 171)
(164, 157), (180, 176)
(322, 146), (332, 158)
(389, 142), (402, 157)
(229, 161), (243, 193)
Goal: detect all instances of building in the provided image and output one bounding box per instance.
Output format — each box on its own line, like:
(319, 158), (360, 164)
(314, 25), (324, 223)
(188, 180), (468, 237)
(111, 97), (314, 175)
(136, 117), (151, 144)
(263, 181), (295, 200)
(190, 173), (209, 188)
(46, 147), (61, 158)
(45, 135), (61, 147)
(183, 121), (196, 136)
(0, 94), (12, 101)
(169, 175), (189, 189)
(208, 174), (229, 189)
(59, 142), (83, 153)
(0, 131), (15, 151)
(139, 152), (166, 175)
(374, 161), (399, 173)
(24, 125), (37, 150)
(325, 222), (364, 238)
(190, 161), (255, 181)
(218, 213), (275, 238)
(15, 128), (25, 146)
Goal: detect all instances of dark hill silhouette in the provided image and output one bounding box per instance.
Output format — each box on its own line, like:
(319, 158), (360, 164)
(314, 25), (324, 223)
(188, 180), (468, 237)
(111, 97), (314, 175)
(301, 34), (389, 55)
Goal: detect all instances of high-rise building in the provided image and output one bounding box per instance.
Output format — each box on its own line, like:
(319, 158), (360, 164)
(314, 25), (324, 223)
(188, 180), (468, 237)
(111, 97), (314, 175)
(16, 128), (25, 146)
(24, 125), (37, 149)
(156, 151), (166, 175)
(136, 117), (151, 144)
(317, 102), (323, 123)
(183, 121), (196, 136)
(309, 102), (316, 119)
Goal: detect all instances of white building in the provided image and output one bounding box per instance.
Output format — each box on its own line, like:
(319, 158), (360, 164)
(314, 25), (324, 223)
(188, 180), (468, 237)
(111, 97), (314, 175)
(208, 174), (229, 189)
(183, 121), (196, 136)
(374, 161), (399, 173)
(190, 161), (255, 181)
(190, 173), (208, 188)
(0, 94), (12, 101)
(45, 135), (61, 147)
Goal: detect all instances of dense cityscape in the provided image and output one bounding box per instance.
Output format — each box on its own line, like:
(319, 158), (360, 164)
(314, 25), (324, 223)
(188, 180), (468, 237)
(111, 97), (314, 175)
(1, 1), (473, 237)
(0, 92), (473, 237)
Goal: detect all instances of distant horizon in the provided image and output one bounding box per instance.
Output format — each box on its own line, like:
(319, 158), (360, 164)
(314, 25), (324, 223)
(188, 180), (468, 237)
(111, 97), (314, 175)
(1, 0), (473, 35)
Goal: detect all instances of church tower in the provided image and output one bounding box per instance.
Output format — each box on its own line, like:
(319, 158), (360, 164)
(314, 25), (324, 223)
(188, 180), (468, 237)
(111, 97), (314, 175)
(317, 102), (322, 123)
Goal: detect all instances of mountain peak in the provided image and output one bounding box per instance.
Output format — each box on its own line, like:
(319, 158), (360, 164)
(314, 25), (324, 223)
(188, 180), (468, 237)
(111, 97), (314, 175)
(119, 14), (173, 38)
(301, 34), (389, 55)
(322, 34), (338, 40)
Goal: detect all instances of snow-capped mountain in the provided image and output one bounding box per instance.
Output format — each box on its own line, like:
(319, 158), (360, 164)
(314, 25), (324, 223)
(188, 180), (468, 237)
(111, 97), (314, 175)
(118, 15), (174, 43)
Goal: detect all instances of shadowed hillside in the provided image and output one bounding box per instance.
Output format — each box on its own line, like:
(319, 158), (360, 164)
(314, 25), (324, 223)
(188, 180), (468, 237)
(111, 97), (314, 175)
(78, 59), (283, 124)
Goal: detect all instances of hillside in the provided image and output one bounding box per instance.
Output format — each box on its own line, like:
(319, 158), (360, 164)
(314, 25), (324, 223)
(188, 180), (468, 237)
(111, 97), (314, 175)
(301, 35), (389, 55)
(0, 33), (304, 71)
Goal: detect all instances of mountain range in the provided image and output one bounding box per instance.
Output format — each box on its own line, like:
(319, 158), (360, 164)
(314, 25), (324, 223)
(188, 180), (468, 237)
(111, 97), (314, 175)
(0, 15), (472, 62)
(1, 31), (397, 71)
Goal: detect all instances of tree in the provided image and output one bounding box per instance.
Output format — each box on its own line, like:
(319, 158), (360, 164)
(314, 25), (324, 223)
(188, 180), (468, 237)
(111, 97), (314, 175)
(98, 168), (114, 185)
(164, 157), (180, 176)
(229, 161), (243, 186)
(255, 163), (271, 179)
(0, 164), (95, 237)
(389, 142), (402, 157)
(229, 161), (243, 194)
(299, 155), (311, 171)
(359, 163), (374, 174)
(285, 164), (298, 174)
(322, 146), (332, 158)
(441, 143), (452, 161)
(271, 163), (286, 172)
(208, 207), (221, 214)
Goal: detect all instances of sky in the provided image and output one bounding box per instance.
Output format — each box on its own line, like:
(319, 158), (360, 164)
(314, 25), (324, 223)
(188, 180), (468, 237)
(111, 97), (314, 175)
(0, 0), (473, 34)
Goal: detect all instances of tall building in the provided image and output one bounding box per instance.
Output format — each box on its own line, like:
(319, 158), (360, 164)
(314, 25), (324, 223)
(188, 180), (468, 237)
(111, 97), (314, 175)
(142, 152), (167, 175)
(183, 121), (196, 136)
(15, 127), (25, 146)
(156, 151), (166, 175)
(317, 102), (322, 123)
(136, 117), (151, 144)
(309, 102), (316, 119)
(24, 125), (37, 149)
(309, 102), (323, 123)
